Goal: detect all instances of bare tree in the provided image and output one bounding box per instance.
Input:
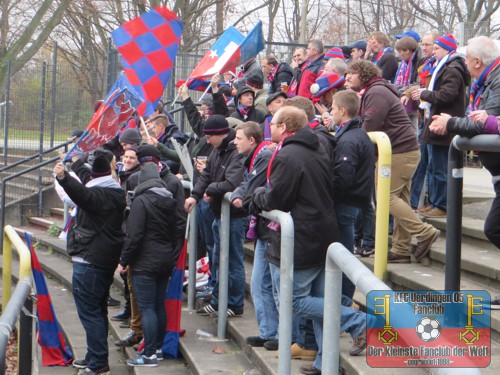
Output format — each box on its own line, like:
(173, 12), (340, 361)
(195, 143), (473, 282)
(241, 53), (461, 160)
(0, 0), (71, 92)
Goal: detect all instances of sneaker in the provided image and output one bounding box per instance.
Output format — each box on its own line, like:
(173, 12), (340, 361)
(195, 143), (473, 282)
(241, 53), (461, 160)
(118, 318), (130, 328)
(355, 245), (374, 257)
(77, 366), (110, 375)
(110, 311), (130, 321)
(196, 303), (217, 316)
(227, 307), (243, 317)
(263, 339), (279, 351)
(349, 330), (367, 356)
(421, 207), (447, 218)
(126, 354), (158, 367)
(299, 364), (321, 375)
(72, 359), (90, 369)
(488, 296), (500, 310)
(137, 348), (164, 361)
(290, 343), (317, 361)
(196, 289), (213, 302)
(114, 330), (143, 347)
(246, 336), (268, 347)
(107, 296), (120, 308)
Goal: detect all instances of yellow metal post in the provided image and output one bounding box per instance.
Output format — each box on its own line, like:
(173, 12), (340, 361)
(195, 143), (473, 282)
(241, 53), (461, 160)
(2, 225), (32, 307)
(368, 132), (392, 281)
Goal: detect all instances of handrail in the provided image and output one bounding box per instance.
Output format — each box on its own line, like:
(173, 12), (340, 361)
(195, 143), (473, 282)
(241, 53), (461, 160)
(0, 277), (33, 375)
(367, 131), (392, 281)
(446, 134), (500, 290)
(0, 155), (63, 255)
(2, 225), (32, 307)
(181, 180), (198, 311)
(0, 140), (71, 173)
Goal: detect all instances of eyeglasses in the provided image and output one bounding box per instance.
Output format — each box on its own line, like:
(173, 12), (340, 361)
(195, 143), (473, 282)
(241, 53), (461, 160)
(421, 43), (433, 47)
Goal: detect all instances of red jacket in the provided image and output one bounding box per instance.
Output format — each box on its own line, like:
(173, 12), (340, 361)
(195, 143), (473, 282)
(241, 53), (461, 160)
(297, 54), (325, 99)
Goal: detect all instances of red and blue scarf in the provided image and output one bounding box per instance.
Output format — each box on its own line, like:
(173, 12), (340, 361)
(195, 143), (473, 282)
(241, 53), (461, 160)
(469, 57), (500, 111)
(373, 46), (393, 65)
(308, 118), (321, 129)
(263, 115), (273, 140)
(394, 53), (414, 86)
(237, 104), (251, 120)
(419, 56), (437, 86)
(267, 64), (279, 83)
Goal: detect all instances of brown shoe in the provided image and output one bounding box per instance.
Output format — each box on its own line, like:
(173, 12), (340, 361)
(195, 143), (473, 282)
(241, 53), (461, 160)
(416, 205), (432, 213)
(421, 207), (446, 218)
(414, 229), (441, 260)
(300, 364), (321, 375)
(290, 343), (317, 361)
(387, 251), (411, 263)
(349, 330), (367, 356)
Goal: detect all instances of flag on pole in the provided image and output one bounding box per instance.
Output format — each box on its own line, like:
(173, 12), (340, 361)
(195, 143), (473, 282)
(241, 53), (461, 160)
(188, 21), (264, 80)
(26, 232), (73, 366)
(162, 239), (187, 358)
(112, 6), (183, 117)
(174, 78), (231, 93)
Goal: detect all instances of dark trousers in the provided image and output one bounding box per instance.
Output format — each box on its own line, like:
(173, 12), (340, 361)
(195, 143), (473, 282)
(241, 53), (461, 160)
(485, 182), (500, 249)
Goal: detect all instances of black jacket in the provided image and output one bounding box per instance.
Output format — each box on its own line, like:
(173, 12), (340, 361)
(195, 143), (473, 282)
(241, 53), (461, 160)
(157, 123), (188, 174)
(230, 85), (267, 123)
(334, 117), (375, 207)
(269, 62), (294, 94)
(120, 179), (178, 275)
(371, 50), (398, 82)
(253, 127), (338, 269)
(191, 128), (246, 218)
(57, 172), (126, 270)
(420, 54), (471, 146)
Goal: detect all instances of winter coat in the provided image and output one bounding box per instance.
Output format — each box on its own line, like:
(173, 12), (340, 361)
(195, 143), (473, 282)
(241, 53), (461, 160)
(252, 127), (338, 269)
(370, 50), (398, 82)
(268, 62), (294, 94)
(157, 123), (188, 174)
(58, 172), (125, 271)
(191, 128), (246, 218)
(447, 64), (500, 178)
(230, 86), (267, 123)
(120, 179), (178, 275)
(420, 54), (471, 146)
(297, 54), (325, 99)
(360, 77), (419, 154)
(334, 116), (375, 207)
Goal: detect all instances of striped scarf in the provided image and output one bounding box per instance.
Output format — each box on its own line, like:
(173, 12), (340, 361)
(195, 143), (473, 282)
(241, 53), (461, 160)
(394, 53), (414, 87)
(469, 57), (500, 111)
(419, 56), (436, 86)
(373, 46), (393, 65)
(267, 64), (279, 83)
(237, 104), (251, 120)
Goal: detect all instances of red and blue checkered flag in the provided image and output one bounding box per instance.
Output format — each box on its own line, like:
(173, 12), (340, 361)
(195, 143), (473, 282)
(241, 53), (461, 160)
(112, 6), (183, 117)
(25, 232), (73, 366)
(161, 239), (187, 358)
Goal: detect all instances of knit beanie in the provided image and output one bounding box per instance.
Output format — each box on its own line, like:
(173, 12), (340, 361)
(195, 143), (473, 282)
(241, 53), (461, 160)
(119, 128), (142, 146)
(324, 47), (344, 60)
(245, 71), (264, 89)
(139, 162), (160, 184)
(434, 34), (458, 52)
(310, 72), (346, 98)
(91, 155), (111, 178)
(266, 91), (288, 106)
(203, 114), (230, 135)
(136, 144), (161, 165)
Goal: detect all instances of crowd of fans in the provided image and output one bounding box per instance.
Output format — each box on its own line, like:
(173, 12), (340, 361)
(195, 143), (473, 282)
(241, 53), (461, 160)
(53, 29), (500, 375)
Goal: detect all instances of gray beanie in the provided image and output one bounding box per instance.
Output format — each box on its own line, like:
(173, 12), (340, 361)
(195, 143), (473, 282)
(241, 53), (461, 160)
(139, 162), (160, 184)
(119, 128), (141, 146)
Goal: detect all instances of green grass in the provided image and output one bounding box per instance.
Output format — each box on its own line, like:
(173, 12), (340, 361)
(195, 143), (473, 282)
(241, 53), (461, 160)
(0, 128), (70, 142)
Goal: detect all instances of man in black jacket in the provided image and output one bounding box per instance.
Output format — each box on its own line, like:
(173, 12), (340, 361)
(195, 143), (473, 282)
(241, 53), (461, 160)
(53, 155), (125, 375)
(261, 54), (294, 94)
(230, 85), (267, 123)
(185, 115), (247, 317)
(251, 106), (367, 375)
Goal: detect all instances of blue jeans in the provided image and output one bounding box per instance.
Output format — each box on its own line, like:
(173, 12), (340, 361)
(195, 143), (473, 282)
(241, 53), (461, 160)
(211, 217), (246, 310)
(355, 200), (375, 248)
(269, 264), (366, 370)
(72, 262), (114, 370)
(197, 200), (215, 285)
(132, 271), (172, 356)
(336, 204), (361, 301)
(410, 127), (428, 208)
(427, 144), (448, 211)
(251, 239), (278, 340)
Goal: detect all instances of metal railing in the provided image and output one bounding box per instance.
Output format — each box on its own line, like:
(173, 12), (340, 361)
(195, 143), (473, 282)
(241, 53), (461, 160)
(1, 225), (34, 375)
(446, 134), (500, 290)
(367, 131), (392, 281)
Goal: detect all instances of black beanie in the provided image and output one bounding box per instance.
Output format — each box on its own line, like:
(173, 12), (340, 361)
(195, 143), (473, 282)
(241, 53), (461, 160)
(266, 91), (288, 106)
(203, 114), (230, 135)
(245, 71), (264, 89)
(119, 128), (142, 146)
(91, 155), (111, 178)
(139, 162), (160, 184)
(136, 144), (161, 165)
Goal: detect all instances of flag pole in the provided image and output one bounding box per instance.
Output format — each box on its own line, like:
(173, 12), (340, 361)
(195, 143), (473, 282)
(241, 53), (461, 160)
(170, 92), (181, 109)
(139, 116), (151, 139)
(199, 73), (218, 102)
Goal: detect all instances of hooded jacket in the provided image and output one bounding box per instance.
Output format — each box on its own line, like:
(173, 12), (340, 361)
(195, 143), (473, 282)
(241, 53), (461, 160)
(360, 77), (419, 154)
(252, 127), (338, 269)
(297, 54), (325, 99)
(420, 54), (471, 146)
(230, 85), (267, 123)
(120, 178), (178, 275)
(191, 128), (246, 218)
